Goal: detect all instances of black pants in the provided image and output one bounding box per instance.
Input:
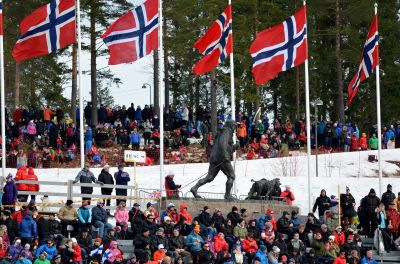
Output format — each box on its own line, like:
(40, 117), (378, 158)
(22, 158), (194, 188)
(61, 220), (80, 237)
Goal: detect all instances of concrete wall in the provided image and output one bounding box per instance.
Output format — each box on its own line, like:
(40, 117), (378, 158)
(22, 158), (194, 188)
(161, 198), (299, 218)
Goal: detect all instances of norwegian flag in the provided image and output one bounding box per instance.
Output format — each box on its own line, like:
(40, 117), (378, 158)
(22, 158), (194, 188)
(347, 15), (379, 105)
(12, 0), (76, 62)
(193, 5), (233, 75)
(102, 0), (159, 65)
(250, 6), (308, 86)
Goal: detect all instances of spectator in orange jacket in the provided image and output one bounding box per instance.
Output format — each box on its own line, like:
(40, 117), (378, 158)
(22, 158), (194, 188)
(242, 233), (258, 262)
(350, 133), (359, 151)
(237, 122), (247, 148)
(43, 106), (55, 123)
(71, 238), (83, 263)
(178, 204), (192, 224)
(280, 185), (295, 206)
(153, 244), (167, 261)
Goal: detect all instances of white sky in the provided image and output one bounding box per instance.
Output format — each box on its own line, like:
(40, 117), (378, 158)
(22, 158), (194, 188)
(62, 0), (155, 108)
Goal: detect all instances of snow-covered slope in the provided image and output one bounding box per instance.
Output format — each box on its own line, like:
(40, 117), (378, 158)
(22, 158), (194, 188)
(5, 149), (400, 215)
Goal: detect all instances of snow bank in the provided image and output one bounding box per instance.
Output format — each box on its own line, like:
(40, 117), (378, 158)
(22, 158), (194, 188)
(5, 149), (400, 215)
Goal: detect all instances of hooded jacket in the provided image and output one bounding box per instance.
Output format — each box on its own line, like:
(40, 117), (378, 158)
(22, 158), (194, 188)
(18, 215), (37, 238)
(312, 190), (332, 216)
(98, 169), (114, 194)
(178, 204), (192, 223)
(73, 168), (101, 194)
(15, 167), (29, 191)
(25, 167), (39, 192)
(2, 180), (18, 205)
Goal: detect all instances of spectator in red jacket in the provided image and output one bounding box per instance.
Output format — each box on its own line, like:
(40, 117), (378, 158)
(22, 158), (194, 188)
(280, 185), (295, 205)
(242, 233), (258, 263)
(70, 238), (82, 264)
(350, 133), (359, 151)
(15, 164), (29, 202)
(332, 226), (345, 246)
(25, 167), (39, 202)
(213, 233), (228, 253)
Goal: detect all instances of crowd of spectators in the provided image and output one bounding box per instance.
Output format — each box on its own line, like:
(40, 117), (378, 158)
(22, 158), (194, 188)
(0, 162), (400, 264)
(3, 103), (400, 169)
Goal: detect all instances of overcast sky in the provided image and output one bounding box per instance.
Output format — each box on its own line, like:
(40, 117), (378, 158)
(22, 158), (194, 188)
(62, 0), (155, 109)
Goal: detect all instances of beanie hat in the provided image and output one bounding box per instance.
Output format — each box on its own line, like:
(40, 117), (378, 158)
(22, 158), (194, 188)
(66, 200), (73, 206)
(193, 225), (201, 233)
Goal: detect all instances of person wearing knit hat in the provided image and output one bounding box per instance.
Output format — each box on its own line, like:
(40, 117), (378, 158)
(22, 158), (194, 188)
(186, 224), (204, 253)
(2, 173), (18, 211)
(277, 210), (294, 236)
(382, 184), (395, 209)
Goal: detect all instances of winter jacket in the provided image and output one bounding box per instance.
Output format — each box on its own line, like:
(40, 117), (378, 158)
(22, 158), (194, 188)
(43, 108), (54, 122)
(115, 207), (129, 224)
(15, 258), (32, 264)
(91, 205), (108, 224)
(197, 249), (213, 264)
(150, 235), (169, 252)
(15, 167), (29, 191)
(98, 169), (114, 194)
(233, 225), (248, 239)
(381, 190), (396, 208)
(36, 244), (57, 260)
(25, 167), (39, 192)
(360, 137), (367, 150)
(186, 232), (204, 252)
(2, 181), (18, 205)
(27, 123), (37, 136)
(169, 235), (186, 251)
(18, 215), (37, 238)
(384, 129), (395, 143)
(8, 245), (23, 260)
(368, 136), (378, 149)
(135, 107), (142, 120)
(37, 217), (51, 241)
(277, 217), (292, 234)
(340, 193), (356, 217)
(213, 235), (228, 253)
(242, 238), (258, 253)
(280, 190), (295, 205)
(361, 194), (380, 215)
(161, 208), (178, 223)
(72, 244), (83, 262)
(332, 231), (345, 246)
(333, 256), (346, 264)
(84, 129), (93, 141)
(361, 256), (378, 264)
(198, 211), (212, 227)
(77, 207), (92, 224)
(130, 132), (141, 144)
(178, 204), (192, 223)
(58, 206), (77, 221)
(255, 249), (268, 264)
(114, 170), (130, 196)
(313, 195), (331, 217)
(227, 211), (241, 226)
(0, 217), (18, 242)
(73, 168), (101, 194)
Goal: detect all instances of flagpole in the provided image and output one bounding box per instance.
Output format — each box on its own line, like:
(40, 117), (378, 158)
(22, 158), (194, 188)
(0, 2), (5, 179)
(159, 0), (165, 205)
(76, 0), (84, 169)
(303, 0), (312, 212)
(228, 0), (237, 196)
(375, 3), (382, 196)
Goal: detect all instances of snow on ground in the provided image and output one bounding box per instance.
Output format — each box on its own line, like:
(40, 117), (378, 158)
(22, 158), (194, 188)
(4, 149), (400, 215)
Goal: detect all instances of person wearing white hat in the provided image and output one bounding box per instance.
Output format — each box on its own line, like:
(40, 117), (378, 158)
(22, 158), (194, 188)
(165, 170), (181, 199)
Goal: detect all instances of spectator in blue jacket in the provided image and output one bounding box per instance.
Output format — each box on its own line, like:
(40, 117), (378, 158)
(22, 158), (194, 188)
(130, 128), (141, 150)
(15, 254), (32, 264)
(255, 245), (268, 264)
(77, 202), (92, 229)
(384, 126), (395, 147)
(361, 250), (378, 264)
(186, 224), (204, 253)
(18, 214), (37, 247)
(91, 199), (112, 237)
(135, 106), (142, 121)
(35, 239), (57, 260)
(114, 164), (130, 206)
(2, 174), (18, 212)
(84, 126), (93, 155)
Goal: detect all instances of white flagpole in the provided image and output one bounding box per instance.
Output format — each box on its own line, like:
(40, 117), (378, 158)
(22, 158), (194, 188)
(159, 0), (164, 201)
(229, 0), (237, 196)
(375, 3), (382, 196)
(303, 0), (312, 212)
(76, 0), (84, 168)
(0, 2), (5, 179)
